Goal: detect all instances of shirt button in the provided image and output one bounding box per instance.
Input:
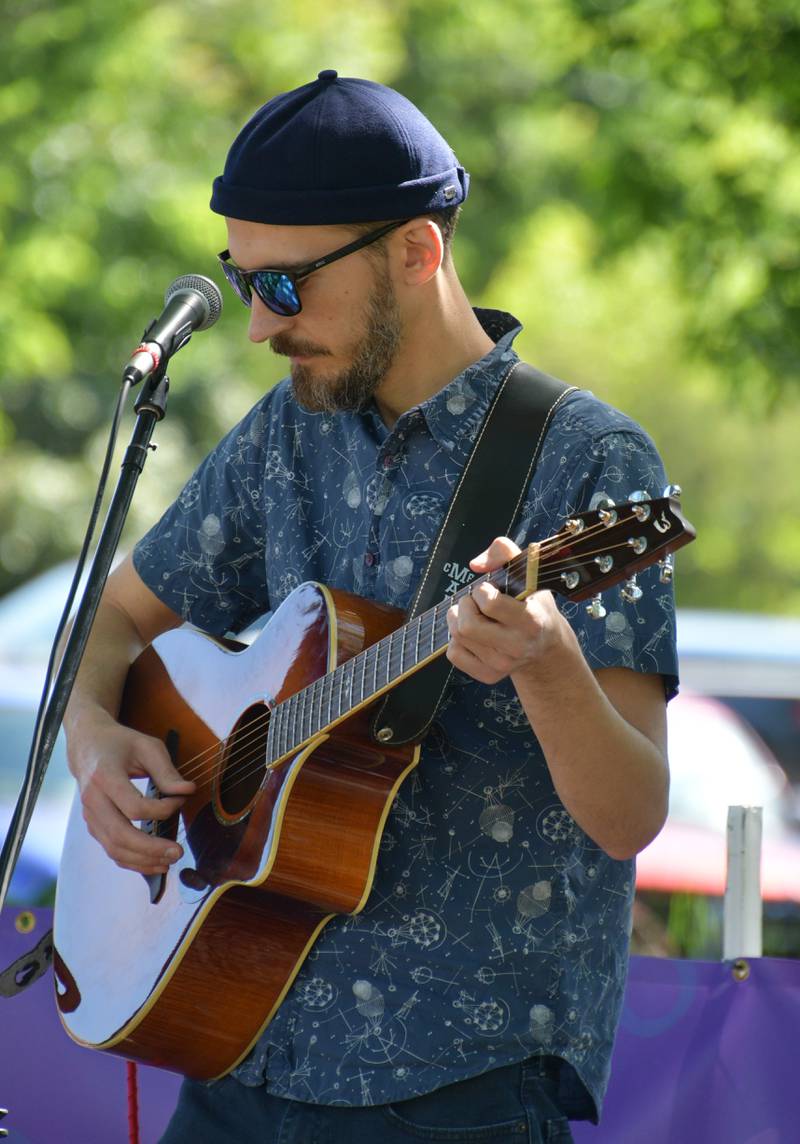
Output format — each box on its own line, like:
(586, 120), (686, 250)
(364, 552), (377, 567)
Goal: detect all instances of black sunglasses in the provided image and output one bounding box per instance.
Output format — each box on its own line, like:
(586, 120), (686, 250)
(217, 218), (409, 317)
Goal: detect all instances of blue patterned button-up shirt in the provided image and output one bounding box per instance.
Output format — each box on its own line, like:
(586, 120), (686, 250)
(133, 310), (678, 1120)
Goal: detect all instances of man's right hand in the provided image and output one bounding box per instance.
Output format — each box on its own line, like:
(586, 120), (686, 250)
(61, 554), (189, 876)
(67, 710), (196, 877)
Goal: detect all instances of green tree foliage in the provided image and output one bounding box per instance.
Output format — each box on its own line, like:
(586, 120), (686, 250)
(1, 0), (799, 612)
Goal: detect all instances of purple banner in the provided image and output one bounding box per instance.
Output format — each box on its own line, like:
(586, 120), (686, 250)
(1, 908), (797, 1142)
(572, 955), (798, 1144)
(0, 907), (179, 1143)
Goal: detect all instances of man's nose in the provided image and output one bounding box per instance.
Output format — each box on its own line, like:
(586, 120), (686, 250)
(248, 294), (295, 343)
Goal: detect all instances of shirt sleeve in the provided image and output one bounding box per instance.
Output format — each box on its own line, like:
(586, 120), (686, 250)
(519, 411), (681, 700)
(132, 395), (274, 636)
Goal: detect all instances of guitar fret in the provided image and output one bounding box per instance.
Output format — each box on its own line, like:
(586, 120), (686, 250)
(277, 702), (288, 758)
(317, 677), (327, 734)
(398, 623), (408, 679)
(343, 659), (353, 714)
(428, 609), (439, 653)
(294, 693), (303, 748)
(295, 692), (304, 747)
(394, 629), (404, 680)
(387, 630), (398, 684)
(427, 606), (437, 655)
(310, 683), (318, 738)
(285, 695), (295, 752)
(434, 603), (447, 651)
(385, 636), (393, 685)
(359, 649), (367, 706)
(334, 664), (344, 721)
(383, 630), (392, 682)
(307, 679), (320, 740)
(310, 682), (319, 737)
(341, 662), (349, 717)
(292, 691), (300, 747)
(266, 705), (276, 765)
(324, 671), (333, 730)
(301, 684), (311, 742)
(298, 689), (307, 743)
(320, 677), (329, 732)
(418, 617), (427, 659)
(353, 658), (360, 706)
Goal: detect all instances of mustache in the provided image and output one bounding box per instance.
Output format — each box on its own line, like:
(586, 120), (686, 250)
(270, 334), (331, 358)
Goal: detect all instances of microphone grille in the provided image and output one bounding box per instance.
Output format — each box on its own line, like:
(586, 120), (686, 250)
(165, 274), (223, 331)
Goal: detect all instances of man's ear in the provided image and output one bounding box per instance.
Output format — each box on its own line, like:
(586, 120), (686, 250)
(399, 219), (444, 285)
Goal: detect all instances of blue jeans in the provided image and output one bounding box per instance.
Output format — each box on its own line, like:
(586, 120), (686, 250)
(159, 1058), (574, 1143)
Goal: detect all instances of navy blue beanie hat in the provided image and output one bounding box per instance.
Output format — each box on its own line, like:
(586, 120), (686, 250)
(210, 70), (469, 225)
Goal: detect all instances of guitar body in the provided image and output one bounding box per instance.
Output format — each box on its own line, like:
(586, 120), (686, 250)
(53, 492), (694, 1080)
(53, 582), (419, 1080)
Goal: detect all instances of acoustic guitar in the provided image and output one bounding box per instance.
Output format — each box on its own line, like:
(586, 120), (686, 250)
(53, 491), (694, 1079)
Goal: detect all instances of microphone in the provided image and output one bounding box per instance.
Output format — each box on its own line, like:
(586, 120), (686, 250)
(123, 274), (223, 385)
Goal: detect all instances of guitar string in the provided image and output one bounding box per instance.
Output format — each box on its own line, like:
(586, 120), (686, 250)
(149, 529), (668, 855)
(145, 521), (659, 804)
(143, 517), (633, 796)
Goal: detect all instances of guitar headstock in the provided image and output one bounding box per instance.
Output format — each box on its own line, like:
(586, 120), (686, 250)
(531, 487), (695, 616)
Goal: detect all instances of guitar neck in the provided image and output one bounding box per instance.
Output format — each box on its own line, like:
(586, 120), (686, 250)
(266, 549), (539, 763)
(266, 489), (695, 765)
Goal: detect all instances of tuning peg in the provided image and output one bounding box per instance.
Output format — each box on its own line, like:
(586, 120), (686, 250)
(662, 484), (682, 499)
(627, 491), (652, 521)
(596, 498), (618, 526)
(586, 595), (607, 620)
(621, 576), (643, 603)
(658, 555), (674, 584)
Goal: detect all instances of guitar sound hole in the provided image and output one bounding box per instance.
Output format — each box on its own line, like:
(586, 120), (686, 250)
(218, 702), (271, 817)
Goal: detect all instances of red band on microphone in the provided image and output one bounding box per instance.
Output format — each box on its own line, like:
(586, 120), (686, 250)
(131, 344), (161, 371)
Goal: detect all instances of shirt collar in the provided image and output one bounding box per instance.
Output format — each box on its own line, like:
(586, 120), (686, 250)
(408, 308), (523, 452)
(357, 308), (523, 449)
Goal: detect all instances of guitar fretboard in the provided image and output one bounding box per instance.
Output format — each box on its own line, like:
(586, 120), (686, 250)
(261, 490), (694, 766)
(265, 556), (530, 764)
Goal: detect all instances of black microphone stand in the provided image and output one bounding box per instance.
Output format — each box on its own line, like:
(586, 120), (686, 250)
(0, 365), (170, 949)
(0, 365), (171, 1137)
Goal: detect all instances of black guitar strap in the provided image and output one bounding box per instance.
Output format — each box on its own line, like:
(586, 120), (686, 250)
(370, 360), (577, 747)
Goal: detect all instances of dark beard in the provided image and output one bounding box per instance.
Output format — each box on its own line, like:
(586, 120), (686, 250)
(272, 274), (403, 414)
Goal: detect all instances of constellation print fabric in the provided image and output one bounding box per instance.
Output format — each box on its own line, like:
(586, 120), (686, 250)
(133, 310), (679, 1120)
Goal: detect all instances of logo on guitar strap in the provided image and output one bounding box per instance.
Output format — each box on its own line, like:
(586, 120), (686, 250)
(443, 560), (476, 597)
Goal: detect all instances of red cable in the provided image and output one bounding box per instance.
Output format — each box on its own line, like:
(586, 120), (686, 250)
(126, 1061), (140, 1144)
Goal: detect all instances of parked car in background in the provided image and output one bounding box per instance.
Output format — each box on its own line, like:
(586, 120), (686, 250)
(634, 610), (800, 958)
(0, 562), (96, 903)
(676, 609), (800, 788)
(637, 691), (800, 894)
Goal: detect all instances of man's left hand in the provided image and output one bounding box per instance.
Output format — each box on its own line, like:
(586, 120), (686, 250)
(445, 537), (570, 686)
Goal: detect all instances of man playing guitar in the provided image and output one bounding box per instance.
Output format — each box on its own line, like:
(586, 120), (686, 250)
(63, 70), (679, 1143)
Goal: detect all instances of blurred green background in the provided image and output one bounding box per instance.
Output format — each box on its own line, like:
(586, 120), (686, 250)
(2, 0), (800, 612)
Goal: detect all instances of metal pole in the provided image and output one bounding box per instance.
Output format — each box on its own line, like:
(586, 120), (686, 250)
(723, 805), (763, 961)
